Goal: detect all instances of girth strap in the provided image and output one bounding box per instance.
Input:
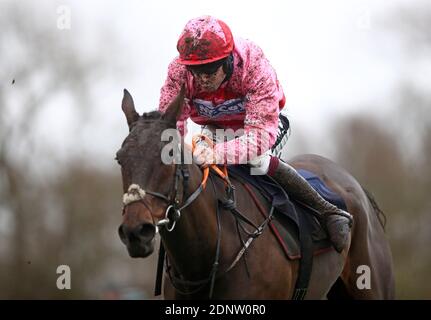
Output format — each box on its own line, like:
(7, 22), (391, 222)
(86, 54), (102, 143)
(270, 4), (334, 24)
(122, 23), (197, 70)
(291, 202), (313, 300)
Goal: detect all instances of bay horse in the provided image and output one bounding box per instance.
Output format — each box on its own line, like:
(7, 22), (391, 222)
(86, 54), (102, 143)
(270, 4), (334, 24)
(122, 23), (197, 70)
(116, 88), (395, 299)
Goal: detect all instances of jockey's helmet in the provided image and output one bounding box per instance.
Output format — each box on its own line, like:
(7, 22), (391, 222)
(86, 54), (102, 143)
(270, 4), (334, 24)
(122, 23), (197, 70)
(177, 16), (234, 65)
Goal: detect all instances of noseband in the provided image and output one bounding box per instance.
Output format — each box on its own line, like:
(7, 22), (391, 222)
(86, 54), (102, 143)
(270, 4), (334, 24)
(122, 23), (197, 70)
(122, 163), (202, 232)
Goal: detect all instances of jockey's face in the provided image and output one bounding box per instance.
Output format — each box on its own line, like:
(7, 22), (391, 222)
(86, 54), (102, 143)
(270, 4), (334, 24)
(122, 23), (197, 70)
(191, 65), (226, 92)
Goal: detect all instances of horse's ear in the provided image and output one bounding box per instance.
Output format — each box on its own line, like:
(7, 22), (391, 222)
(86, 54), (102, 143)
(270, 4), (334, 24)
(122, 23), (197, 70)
(162, 84), (186, 124)
(122, 89), (139, 127)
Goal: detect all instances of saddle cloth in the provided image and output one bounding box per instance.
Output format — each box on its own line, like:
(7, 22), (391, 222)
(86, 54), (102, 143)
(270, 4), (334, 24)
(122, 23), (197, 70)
(227, 165), (347, 260)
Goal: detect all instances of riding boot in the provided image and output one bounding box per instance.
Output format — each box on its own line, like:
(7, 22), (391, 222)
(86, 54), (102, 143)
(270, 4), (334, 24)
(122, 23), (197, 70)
(270, 160), (353, 253)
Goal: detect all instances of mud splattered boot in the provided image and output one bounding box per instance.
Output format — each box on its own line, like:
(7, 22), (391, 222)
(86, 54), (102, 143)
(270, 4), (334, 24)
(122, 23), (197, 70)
(270, 160), (353, 253)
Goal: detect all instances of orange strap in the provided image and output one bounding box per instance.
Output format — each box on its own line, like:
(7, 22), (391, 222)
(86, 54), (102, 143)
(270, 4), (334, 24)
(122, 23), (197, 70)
(191, 134), (231, 189)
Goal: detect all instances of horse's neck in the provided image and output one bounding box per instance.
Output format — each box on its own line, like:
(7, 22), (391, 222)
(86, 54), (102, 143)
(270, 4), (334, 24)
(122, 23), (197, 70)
(161, 164), (220, 279)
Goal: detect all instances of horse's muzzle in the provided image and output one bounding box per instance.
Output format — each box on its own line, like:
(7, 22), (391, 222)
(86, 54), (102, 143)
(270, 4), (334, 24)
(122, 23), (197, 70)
(118, 223), (156, 258)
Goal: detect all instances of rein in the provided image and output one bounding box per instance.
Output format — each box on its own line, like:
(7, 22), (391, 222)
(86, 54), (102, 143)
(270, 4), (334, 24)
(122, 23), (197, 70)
(121, 135), (275, 299)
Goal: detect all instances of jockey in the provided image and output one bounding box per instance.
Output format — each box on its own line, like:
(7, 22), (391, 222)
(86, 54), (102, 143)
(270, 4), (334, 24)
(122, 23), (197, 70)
(159, 16), (352, 253)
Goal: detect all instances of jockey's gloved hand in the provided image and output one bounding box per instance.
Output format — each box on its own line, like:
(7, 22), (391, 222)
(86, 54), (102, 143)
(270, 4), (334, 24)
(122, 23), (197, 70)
(193, 137), (210, 148)
(193, 144), (216, 166)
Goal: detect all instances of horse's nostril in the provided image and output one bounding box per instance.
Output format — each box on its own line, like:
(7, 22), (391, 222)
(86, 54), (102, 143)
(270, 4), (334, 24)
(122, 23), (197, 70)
(118, 223), (155, 243)
(139, 223), (156, 240)
(118, 225), (127, 242)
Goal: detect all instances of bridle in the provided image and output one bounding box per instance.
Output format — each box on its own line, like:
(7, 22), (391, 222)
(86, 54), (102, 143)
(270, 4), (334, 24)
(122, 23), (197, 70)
(120, 135), (275, 298)
(122, 161), (202, 232)
(121, 135), (231, 232)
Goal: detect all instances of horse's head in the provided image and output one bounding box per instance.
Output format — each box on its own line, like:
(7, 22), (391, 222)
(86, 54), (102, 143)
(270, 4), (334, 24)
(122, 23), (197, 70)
(117, 87), (185, 258)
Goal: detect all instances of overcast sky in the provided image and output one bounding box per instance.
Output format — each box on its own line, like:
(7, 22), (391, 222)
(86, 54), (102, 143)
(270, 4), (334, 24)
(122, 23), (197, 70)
(13, 0), (429, 169)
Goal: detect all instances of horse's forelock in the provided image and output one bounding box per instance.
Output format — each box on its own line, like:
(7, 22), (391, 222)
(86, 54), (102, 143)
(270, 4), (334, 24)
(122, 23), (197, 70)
(141, 111), (163, 120)
(125, 112), (173, 149)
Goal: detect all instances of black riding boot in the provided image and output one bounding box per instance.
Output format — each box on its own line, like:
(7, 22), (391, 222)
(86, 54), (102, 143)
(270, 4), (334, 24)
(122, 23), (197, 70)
(271, 161), (353, 253)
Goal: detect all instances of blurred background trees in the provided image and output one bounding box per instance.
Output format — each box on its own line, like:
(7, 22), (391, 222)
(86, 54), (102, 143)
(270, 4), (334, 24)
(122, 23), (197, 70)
(325, 5), (431, 298)
(0, 1), (156, 299)
(0, 1), (430, 299)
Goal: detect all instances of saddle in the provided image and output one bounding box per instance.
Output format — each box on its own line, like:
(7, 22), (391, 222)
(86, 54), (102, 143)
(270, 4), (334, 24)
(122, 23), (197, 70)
(227, 165), (348, 299)
(228, 165), (349, 258)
